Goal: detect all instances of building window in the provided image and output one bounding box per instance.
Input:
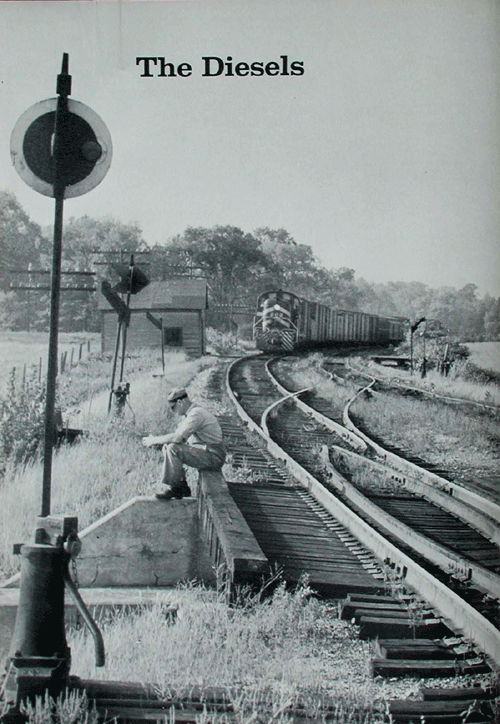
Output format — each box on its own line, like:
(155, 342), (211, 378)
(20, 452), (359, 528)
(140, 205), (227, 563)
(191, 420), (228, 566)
(164, 327), (183, 346)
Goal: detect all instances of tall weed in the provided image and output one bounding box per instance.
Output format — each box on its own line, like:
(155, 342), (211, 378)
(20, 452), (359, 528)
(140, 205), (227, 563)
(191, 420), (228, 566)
(206, 328), (252, 356)
(67, 580), (385, 721)
(0, 369), (45, 474)
(0, 354), (219, 579)
(20, 690), (98, 724)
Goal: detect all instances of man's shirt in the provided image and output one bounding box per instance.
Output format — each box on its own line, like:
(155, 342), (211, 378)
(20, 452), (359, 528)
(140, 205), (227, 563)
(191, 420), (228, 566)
(174, 404), (224, 447)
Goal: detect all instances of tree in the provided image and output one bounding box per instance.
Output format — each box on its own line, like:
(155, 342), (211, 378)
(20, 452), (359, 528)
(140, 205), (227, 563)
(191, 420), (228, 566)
(253, 227), (325, 299)
(483, 296), (500, 340)
(427, 284), (484, 341)
(0, 191), (45, 291)
(53, 215), (147, 332)
(0, 191), (47, 330)
(160, 226), (272, 329)
(149, 240), (194, 280)
(317, 267), (364, 311)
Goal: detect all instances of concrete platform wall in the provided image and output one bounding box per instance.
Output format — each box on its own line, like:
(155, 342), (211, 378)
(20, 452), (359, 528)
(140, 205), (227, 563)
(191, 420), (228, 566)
(0, 497), (215, 667)
(75, 496), (214, 587)
(0, 480), (266, 668)
(3, 497), (215, 590)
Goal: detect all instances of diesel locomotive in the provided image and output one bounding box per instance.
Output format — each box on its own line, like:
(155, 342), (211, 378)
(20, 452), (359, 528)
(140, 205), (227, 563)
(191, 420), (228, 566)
(253, 289), (407, 352)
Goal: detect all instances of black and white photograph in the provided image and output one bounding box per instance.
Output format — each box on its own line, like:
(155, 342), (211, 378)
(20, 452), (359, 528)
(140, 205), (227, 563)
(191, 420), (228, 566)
(0, 1), (499, 721)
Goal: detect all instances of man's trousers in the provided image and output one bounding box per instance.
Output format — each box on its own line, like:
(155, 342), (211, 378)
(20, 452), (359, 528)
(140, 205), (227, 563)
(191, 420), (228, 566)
(161, 443), (226, 490)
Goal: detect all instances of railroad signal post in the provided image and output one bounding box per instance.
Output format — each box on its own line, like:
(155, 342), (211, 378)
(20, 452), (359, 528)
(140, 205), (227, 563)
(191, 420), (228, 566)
(101, 256), (150, 414)
(1, 55), (112, 721)
(409, 316), (426, 375)
(146, 311), (166, 373)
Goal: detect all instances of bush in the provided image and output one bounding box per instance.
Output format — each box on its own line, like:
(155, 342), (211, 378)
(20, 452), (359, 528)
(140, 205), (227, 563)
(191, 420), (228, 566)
(461, 362), (500, 387)
(0, 369), (46, 474)
(206, 328), (250, 356)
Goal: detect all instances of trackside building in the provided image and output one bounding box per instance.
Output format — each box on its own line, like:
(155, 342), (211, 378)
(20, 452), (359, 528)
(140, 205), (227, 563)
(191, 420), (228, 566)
(98, 278), (208, 358)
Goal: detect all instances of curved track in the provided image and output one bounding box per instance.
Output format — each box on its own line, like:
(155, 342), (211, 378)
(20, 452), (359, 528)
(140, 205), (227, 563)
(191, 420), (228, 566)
(345, 356), (500, 507)
(224, 353), (499, 720)
(79, 354), (499, 724)
(271, 357), (500, 603)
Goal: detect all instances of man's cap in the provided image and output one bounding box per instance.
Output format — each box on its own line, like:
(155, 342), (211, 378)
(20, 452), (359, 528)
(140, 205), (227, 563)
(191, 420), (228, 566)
(167, 387), (188, 403)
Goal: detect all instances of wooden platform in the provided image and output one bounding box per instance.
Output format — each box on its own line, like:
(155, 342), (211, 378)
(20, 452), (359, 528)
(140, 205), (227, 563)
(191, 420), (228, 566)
(228, 482), (383, 597)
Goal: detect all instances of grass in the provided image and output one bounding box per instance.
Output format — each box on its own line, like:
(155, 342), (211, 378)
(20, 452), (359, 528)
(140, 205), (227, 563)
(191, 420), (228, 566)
(205, 328), (255, 357)
(0, 331), (99, 393)
(351, 389), (500, 499)
(328, 447), (404, 496)
(3, 339), (498, 722)
(67, 580), (389, 723)
(0, 349), (218, 579)
(20, 690), (99, 724)
(359, 353), (500, 407)
(64, 577), (498, 722)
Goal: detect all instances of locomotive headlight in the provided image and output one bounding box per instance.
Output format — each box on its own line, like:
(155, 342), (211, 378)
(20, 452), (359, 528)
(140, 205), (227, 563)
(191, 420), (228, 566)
(274, 305), (280, 310)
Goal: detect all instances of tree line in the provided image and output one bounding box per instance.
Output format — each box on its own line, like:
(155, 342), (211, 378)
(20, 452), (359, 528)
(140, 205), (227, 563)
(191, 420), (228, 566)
(1, 190), (498, 342)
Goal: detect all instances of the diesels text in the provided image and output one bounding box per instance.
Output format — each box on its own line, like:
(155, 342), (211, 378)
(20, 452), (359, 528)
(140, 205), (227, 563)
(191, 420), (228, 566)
(136, 56), (305, 78)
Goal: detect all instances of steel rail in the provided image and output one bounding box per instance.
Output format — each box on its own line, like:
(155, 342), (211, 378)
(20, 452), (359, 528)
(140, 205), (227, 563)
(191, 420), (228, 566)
(321, 444), (500, 599)
(280, 358), (500, 573)
(265, 357), (500, 597)
(226, 355), (500, 668)
(265, 358), (368, 453)
(342, 360), (500, 528)
(269, 356), (500, 557)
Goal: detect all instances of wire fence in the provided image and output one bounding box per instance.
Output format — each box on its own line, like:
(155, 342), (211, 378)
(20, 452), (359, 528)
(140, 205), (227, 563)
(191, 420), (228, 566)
(11, 339), (93, 388)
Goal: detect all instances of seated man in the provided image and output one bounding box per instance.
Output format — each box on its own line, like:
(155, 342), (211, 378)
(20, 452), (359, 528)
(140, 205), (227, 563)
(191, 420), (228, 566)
(142, 387), (226, 500)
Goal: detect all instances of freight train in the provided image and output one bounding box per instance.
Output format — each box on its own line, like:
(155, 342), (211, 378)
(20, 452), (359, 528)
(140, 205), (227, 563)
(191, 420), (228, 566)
(253, 289), (407, 352)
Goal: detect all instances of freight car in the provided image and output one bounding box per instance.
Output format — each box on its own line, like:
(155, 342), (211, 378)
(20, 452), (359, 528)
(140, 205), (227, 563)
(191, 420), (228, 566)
(253, 289), (407, 352)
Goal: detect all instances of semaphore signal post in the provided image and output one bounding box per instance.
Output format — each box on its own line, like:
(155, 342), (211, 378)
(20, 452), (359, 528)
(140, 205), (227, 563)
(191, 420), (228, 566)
(1, 54), (112, 722)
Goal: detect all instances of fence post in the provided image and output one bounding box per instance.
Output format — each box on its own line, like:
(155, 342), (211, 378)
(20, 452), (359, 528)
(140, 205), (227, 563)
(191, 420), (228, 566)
(87, 340), (91, 355)
(79, 342), (83, 362)
(70, 349), (74, 368)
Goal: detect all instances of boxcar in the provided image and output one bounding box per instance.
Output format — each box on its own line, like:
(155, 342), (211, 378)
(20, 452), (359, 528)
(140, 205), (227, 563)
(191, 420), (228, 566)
(254, 290), (406, 352)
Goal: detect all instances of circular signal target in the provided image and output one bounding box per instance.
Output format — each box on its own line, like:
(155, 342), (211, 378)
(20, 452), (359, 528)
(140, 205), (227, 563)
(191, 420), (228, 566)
(10, 98), (112, 198)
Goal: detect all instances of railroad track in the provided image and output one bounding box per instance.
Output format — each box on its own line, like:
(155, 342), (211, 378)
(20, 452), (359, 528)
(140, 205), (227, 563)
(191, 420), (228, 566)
(264, 356), (500, 608)
(271, 356), (500, 614)
(222, 352), (499, 723)
(81, 355), (499, 723)
(345, 356), (500, 505)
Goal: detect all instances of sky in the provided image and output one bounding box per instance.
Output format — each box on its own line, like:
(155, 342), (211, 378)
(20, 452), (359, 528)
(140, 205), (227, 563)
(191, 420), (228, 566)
(0, 0), (499, 297)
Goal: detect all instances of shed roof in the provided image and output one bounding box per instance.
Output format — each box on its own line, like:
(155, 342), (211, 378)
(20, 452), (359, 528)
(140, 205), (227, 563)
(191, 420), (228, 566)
(98, 278), (208, 311)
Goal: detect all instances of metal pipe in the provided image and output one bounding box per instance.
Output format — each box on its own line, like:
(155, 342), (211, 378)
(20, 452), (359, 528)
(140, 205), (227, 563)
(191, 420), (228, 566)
(108, 320), (122, 413)
(63, 565), (105, 667)
(118, 256), (134, 384)
(41, 54), (71, 518)
(160, 318), (165, 373)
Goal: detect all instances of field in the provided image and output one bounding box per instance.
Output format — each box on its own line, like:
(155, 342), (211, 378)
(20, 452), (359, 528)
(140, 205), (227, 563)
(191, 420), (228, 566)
(1, 332), (498, 723)
(0, 331), (100, 390)
(467, 341), (500, 372)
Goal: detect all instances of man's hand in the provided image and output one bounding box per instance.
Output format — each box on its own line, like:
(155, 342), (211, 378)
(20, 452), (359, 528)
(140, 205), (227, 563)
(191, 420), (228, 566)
(142, 435), (158, 448)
